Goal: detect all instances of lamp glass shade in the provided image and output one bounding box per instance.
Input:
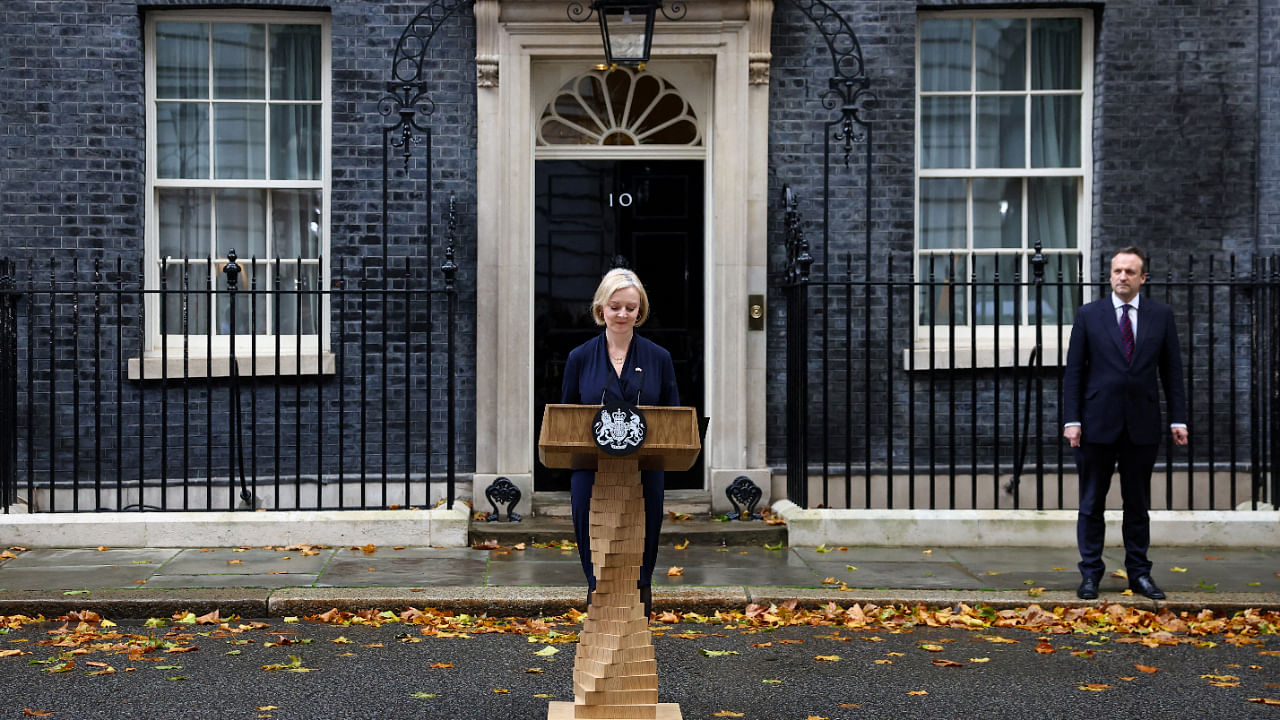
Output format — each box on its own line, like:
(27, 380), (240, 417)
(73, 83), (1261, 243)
(597, 2), (657, 65)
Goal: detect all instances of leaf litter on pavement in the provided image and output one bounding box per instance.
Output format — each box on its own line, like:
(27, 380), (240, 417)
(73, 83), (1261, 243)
(3, 599), (1279, 713)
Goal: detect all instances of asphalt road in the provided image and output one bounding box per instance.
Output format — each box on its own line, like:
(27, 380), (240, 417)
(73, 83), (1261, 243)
(3, 613), (1278, 720)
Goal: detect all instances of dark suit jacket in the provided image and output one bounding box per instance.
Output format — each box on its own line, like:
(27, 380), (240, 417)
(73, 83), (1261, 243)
(1062, 295), (1187, 446)
(560, 333), (680, 408)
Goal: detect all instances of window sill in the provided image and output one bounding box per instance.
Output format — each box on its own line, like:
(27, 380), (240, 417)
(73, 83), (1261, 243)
(127, 352), (336, 381)
(903, 336), (1071, 370)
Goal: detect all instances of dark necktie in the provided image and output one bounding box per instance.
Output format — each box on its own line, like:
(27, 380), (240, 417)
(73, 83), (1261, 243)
(1119, 304), (1134, 362)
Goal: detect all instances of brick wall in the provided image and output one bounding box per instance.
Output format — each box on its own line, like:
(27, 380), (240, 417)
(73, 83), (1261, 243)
(0, 1), (477, 499)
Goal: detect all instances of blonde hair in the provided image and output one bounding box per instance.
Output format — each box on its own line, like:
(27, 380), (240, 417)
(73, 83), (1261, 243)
(591, 268), (650, 326)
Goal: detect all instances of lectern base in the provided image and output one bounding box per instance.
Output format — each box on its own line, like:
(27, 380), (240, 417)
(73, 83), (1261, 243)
(546, 702), (682, 720)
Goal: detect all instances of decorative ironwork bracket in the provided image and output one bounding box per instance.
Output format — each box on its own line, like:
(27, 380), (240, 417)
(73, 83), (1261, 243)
(725, 475), (763, 521)
(484, 476), (523, 522)
(780, 0), (875, 165)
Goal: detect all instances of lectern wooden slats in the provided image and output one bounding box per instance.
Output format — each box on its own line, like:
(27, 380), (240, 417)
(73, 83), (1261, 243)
(540, 405), (699, 720)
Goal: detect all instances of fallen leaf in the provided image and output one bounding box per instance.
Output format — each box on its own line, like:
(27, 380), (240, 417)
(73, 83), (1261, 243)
(815, 544), (833, 553)
(838, 705), (861, 709)
(23, 710), (54, 717)
(763, 541), (783, 551)
(1071, 650), (1095, 659)
(1077, 684), (1115, 692)
(815, 655), (841, 662)
(1248, 698), (1280, 706)
(667, 566), (684, 577)
(1204, 556), (1222, 561)
(227, 560), (242, 565)
(920, 644), (944, 652)
(1, 649), (29, 658)
(711, 712), (744, 718)
(969, 657), (990, 663)
(874, 659), (893, 665)
(526, 668), (544, 674)
(256, 708), (278, 712)
(1170, 567), (1188, 573)
(932, 659), (964, 667)
(762, 679), (782, 684)
(674, 539), (690, 550)
(1035, 641), (1056, 654)
(429, 662), (452, 669)
(1111, 569), (1129, 580)
(1135, 664), (1159, 674)
(409, 692), (438, 699)
(700, 650), (739, 657)
(492, 689), (509, 694)
(533, 646), (559, 657)
(908, 690), (929, 696)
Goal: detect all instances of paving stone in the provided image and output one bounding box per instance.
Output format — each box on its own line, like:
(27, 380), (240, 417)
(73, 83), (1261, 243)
(144, 574), (318, 590)
(159, 548), (332, 575)
(0, 565), (157, 591)
(0, 548), (180, 568)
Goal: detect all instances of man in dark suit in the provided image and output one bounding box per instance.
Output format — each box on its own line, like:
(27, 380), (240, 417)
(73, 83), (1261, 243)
(1062, 247), (1188, 601)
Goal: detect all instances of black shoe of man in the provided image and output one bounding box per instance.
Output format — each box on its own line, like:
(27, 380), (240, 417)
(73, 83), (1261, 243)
(1076, 576), (1100, 600)
(1129, 574), (1166, 600)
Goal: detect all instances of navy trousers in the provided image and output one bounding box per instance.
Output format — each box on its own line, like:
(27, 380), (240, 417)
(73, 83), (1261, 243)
(570, 468), (664, 591)
(1075, 435), (1159, 580)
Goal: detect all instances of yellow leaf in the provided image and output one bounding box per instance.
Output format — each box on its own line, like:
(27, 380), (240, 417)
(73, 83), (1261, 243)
(1077, 684), (1115, 692)
(711, 712), (745, 718)
(96, 546), (110, 552)
(332, 637), (352, 644)
(667, 566), (684, 577)
(1170, 567), (1188, 573)
(1248, 698), (1280, 706)
(674, 539), (690, 550)
(492, 689), (509, 694)
(1, 649), (29, 657)
(814, 655), (841, 662)
(920, 644), (944, 652)
(1111, 569), (1129, 580)
(256, 708), (278, 712)
(932, 659), (964, 667)
(806, 716), (829, 720)
(1135, 664), (1159, 674)
(429, 662), (453, 669)
(227, 560), (242, 565)
(969, 657), (990, 663)
(908, 690), (929, 696)
(874, 659), (893, 665)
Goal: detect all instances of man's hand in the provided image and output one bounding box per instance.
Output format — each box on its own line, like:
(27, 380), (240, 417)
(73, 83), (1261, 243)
(1171, 427), (1189, 446)
(1064, 426), (1082, 447)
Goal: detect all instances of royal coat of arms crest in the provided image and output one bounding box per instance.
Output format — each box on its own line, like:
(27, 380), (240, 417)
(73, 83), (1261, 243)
(592, 402), (647, 456)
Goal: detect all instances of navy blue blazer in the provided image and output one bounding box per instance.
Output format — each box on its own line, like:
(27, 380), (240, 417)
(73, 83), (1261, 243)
(1062, 295), (1187, 445)
(560, 333), (680, 408)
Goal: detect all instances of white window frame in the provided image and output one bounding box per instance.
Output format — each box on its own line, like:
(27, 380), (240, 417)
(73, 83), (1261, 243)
(136, 10), (332, 379)
(913, 9), (1093, 367)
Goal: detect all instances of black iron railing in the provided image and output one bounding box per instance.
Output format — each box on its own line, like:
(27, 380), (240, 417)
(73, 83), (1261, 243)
(775, 234), (1280, 512)
(0, 248), (459, 514)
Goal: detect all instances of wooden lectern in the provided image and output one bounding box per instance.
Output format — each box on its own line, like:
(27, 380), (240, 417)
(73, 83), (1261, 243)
(539, 404), (701, 720)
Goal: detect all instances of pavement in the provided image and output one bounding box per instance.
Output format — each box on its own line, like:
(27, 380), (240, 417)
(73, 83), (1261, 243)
(1, 535), (1278, 619)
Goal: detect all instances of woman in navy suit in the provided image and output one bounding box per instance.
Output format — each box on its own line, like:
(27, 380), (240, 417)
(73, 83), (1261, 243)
(560, 268), (680, 617)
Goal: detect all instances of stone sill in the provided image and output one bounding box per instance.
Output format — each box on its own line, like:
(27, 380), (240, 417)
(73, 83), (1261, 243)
(127, 352), (336, 381)
(903, 335), (1070, 370)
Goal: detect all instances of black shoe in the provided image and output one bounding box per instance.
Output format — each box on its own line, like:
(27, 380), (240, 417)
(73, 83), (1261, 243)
(640, 585), (653, 619)
(1129, 574), (1166, 600)
(1076, 576), (1100, 600)
(586, 588), (593, 609)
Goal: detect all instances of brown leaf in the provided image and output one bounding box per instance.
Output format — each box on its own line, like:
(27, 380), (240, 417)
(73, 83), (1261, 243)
(907, 690), (929, 696)
(1035, 641), (1056, 654)
(666, 566), (684, 577)
(429, 662), (453, 669)
(1248, 698), (1280, 706)
(23, 710), (54, 717)
(932, 659), (964, 667)
(711, 712), (745, 718)
(1077, 684), (1115, 692)
(195, 610), (222, 625)
(1135, 664), (1159, 674)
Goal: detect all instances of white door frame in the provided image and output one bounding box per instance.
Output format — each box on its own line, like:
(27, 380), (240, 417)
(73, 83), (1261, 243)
(471, 0), (774, 515)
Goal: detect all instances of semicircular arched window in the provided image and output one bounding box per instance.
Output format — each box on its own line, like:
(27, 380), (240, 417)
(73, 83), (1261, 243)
(537, 67), (701, 147)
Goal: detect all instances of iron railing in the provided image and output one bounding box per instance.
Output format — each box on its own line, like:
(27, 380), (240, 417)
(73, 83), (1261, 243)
(0, 246), (460, 514)
(776, 233), (1280, 512)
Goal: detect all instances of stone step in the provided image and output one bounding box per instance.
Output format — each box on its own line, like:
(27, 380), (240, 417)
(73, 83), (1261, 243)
(468, 514), (786, 548)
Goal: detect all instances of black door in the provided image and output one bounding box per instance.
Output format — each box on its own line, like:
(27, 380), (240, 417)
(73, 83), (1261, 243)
(534, 159), (704, 491)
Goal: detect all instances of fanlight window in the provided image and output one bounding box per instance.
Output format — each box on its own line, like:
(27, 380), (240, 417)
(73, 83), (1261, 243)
(538, 67), (700, 146)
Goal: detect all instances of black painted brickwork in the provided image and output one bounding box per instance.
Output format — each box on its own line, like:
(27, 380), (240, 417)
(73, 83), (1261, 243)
(765, 0), (1270, 477)
(1, 1), (477, 495)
